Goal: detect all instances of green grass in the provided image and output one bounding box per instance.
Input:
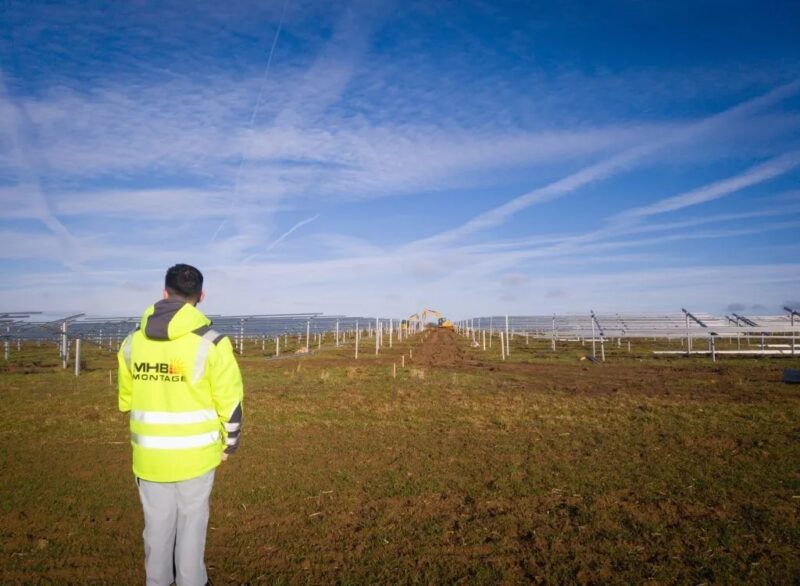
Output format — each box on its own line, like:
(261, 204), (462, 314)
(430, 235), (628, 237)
(1, 333), (799, 583)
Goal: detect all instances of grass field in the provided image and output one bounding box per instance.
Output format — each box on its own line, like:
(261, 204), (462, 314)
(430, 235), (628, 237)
(1, 329), (799, 584)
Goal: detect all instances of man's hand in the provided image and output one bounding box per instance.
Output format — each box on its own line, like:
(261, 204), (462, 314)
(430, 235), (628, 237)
(221, 452), (229, 462)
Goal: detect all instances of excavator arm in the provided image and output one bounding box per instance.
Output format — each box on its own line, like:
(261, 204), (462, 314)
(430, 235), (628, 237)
(421, 308), (442, 323)
(414, 308), (453, 329)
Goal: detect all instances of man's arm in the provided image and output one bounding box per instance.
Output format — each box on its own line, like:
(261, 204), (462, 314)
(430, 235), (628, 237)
(117, 333), (134, 412)
(208, 336), (244, 456)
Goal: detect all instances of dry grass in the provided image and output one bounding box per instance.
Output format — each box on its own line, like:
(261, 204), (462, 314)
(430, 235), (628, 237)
(1, 332), (799, 583)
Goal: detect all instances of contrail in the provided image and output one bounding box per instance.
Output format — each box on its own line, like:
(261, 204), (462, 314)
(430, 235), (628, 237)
(618, 150), (800, 220)
(267, 214), (320, 251)
(410, 79), (800, 248)
(481, 151), (800, 263)
(211, 0), (290, 243)
(241, 213), (320, 263)
(0, 71), (81, 267)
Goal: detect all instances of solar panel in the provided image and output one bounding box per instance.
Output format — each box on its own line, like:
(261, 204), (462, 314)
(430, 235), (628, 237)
(463, 310), (800, 339)
(0, 311), (397, 342)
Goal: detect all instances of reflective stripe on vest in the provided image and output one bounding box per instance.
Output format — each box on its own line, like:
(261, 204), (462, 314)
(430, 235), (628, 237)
(193, 329), (220, 384)
(122, 333), (134, 371)
(130, 409), (218, 425)
(131, 431), (220, 450)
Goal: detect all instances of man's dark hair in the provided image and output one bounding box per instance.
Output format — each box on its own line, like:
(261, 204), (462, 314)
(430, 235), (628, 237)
(165, 264), (203, 301)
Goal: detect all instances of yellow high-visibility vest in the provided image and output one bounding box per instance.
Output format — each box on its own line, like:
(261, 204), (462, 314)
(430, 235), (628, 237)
(118, 299), (243, 482)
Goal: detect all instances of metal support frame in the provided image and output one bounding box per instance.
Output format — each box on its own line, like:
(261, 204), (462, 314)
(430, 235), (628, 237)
(682, 308), (707, 328)
(786, 306), (799, 356)
(682, 308), (717, 362)
(731, 313), (758, 327)
(733, 313), (767, 349)
(590, 310), (605, 361)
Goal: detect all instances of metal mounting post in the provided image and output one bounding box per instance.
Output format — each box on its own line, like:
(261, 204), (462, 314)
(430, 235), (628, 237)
(505, 315), (510, 357)
(61, 321), (68, 369)
(74, 339), (81, 376)
(785, 307), (798, 356)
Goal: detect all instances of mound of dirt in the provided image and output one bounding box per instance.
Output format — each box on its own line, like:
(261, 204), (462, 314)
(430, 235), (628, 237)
(411, 328), (472, 368)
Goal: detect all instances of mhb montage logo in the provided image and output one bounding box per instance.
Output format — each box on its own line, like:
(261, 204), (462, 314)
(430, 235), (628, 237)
(132, 359), (186, 382)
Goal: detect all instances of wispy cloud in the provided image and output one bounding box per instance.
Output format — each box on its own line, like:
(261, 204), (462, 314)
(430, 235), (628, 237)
(410, 80), (800, 247)
(618, 150), (800, 220)
(1, 2), (799, 316)
(0, 73), (80, 266)
(243, 213), (320, 262)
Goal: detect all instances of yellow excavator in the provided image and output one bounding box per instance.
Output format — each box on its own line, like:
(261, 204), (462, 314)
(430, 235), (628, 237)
(421, 308), (453, 330)
(401, 313), (420, 332)
(403, 310), (453, 330)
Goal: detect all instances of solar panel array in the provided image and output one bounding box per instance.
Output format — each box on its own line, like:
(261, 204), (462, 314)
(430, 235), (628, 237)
(2, 308), (798, 344)
(459, 309), (800, 339)
(0, 312), (396, 343)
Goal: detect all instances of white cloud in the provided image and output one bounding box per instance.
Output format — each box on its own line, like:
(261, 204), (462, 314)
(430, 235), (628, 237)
(51, 188), (233, 219)
(619, 151), (800, 220)
(0, 230), (62, 259)
(410, 80), (800, 247)
(3, 256), (796, 319)
(1, 4), (799, 317)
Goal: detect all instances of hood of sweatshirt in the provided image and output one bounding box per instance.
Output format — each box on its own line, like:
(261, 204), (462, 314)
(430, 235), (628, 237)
(139, 298), (211, 341)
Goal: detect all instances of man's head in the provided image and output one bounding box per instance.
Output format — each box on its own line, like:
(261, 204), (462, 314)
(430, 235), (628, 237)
(163, 264), (204, 305)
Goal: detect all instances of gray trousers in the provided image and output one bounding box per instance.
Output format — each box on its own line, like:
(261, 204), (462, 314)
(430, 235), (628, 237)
(137, 470), (215, 586)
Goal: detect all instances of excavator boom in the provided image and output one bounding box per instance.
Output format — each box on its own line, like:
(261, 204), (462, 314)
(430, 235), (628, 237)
(413, 308), (453, 330)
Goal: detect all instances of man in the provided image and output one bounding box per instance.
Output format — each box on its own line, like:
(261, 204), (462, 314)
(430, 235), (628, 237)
(118, 264), (243, 586)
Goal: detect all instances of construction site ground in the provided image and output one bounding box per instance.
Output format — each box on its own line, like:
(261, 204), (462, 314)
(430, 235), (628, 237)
(1, 328), (799, 583)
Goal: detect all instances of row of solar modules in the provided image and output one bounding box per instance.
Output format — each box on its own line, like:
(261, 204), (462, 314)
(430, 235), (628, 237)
(458, 311), (800, 339)
(3, 310), (797, 343)
(0, 313), (397, 342)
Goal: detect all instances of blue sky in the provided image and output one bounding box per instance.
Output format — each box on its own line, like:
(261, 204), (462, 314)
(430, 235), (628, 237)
(1, 0), (799, 318)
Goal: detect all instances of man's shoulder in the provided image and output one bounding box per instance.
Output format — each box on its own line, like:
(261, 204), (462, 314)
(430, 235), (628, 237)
(192, 326), (228, 346)
(121, 325), (141, 344)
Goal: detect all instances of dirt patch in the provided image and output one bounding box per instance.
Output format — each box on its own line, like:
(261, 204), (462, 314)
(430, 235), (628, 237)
(411, 329), (474, 368)
(2, 339), (799, 583)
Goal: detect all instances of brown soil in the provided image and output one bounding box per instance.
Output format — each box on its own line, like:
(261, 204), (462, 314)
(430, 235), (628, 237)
(406, 329), (784, 402)
(2, 340), (799, 584)
(410, 328), (474, 368)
